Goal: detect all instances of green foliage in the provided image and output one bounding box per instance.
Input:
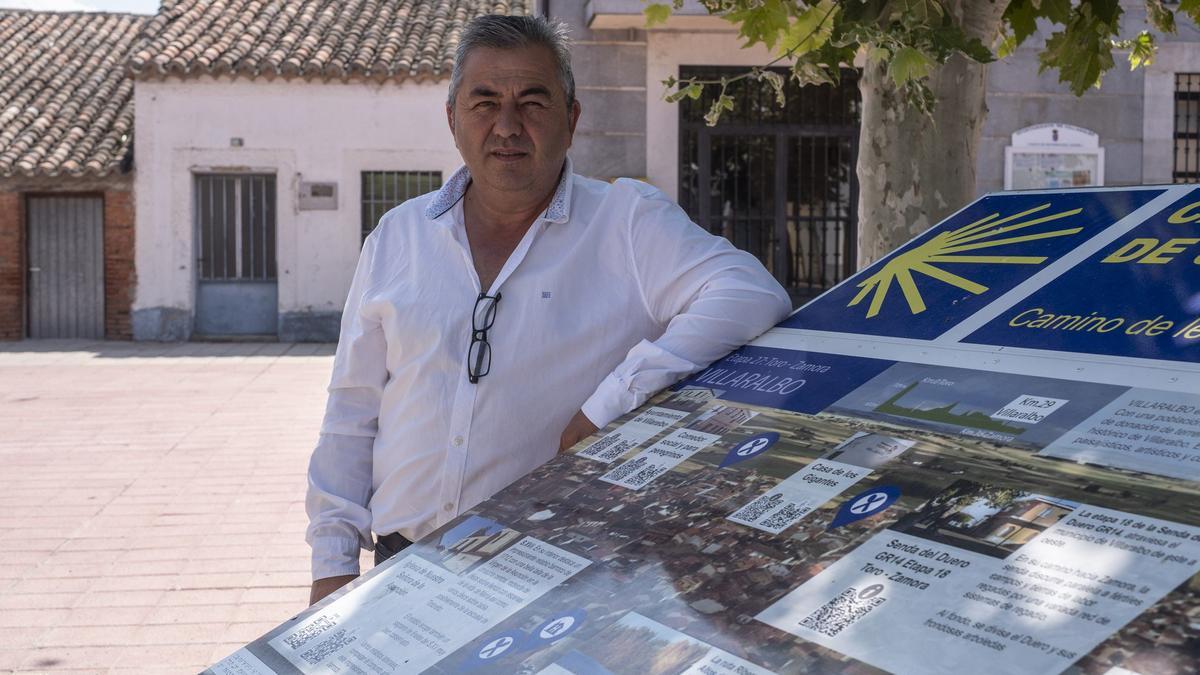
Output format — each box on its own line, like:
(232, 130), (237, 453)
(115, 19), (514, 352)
(889, 46), (934, 86)
(757, 69), (788, 106)
(779, 0), (840, 56)
(648, 0), (1200, 124)
(1123, 31), (1157, 70)
(704, 94), (736, 126)
(1145, 0), (1176, 33)
(1004, 0), (1072, 45)
(643, 3), (671, 27)
(791, 60), (838, 87)
(663, 79), (704, 103)
(1037, 2), (1121, 95)
(724, 0), (791, 50)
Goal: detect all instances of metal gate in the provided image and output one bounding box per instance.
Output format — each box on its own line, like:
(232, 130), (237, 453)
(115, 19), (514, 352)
(26, 195), (105, 339)
(194, 174), (277, 336)
(679, 67), (861, 300)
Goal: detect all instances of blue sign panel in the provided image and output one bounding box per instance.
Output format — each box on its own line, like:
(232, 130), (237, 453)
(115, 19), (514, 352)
(786, 189), (1164, 340)
(966, 189), (1200, 362)
(680, 346), (895, 413)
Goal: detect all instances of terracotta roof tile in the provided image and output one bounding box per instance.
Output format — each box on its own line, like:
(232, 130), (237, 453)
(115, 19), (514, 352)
(0, 10), (145, 178)
(129, 0), (532, 82)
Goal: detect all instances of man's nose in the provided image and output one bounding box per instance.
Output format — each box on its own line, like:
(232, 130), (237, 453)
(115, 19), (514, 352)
(493, 101), (522, 139)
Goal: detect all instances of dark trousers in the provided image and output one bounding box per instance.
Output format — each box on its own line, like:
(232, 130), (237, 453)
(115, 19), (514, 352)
(374, 532), (412, 566)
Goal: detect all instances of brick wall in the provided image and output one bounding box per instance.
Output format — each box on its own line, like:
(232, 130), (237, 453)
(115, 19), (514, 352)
(0, 184), (136, 340)
(103, 189), (135, 340)
(0, 190), (23, 340)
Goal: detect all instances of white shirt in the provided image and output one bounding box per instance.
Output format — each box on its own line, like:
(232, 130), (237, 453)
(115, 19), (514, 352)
(306, 160), (791, 579)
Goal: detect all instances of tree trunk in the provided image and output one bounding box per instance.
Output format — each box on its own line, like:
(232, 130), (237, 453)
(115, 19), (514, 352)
(855, 1), (1008, 267)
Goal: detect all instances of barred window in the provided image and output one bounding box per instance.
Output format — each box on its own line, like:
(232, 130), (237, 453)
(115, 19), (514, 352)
(361, 171), (442, 240)
(195, 174), (276, 280)
(678, 66), (860, 297)
(1176, 74), (1200, 183)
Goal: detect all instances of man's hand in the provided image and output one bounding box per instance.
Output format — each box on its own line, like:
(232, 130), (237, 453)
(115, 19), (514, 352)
(309, 574), (358, 606)
(559, 409), (598, 453)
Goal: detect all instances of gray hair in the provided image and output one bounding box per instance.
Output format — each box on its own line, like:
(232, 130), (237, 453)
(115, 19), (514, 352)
(448, 14), (575, 108)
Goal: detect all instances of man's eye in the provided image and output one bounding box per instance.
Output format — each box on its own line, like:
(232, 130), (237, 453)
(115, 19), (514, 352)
(522, 101), (546, 108)
(474, 101), (496, 109)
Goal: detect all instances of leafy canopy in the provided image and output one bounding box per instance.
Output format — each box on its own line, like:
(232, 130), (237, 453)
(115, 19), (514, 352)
(647, 0), (1200, 125)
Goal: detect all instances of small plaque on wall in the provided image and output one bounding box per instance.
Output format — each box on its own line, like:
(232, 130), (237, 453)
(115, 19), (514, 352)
(299, 182), (337, 210)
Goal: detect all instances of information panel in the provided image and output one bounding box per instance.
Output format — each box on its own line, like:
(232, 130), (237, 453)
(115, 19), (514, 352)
(208, 185), (1200, 675)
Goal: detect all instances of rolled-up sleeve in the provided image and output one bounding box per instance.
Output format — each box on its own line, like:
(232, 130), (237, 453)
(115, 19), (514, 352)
(305, 232), (387, 580)
(580, 181), (792, 428)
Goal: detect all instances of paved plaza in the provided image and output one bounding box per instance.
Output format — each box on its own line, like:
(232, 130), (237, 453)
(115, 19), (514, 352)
(0, 341), (371, 673)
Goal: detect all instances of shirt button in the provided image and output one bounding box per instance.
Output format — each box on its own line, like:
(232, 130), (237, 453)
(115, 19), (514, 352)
(443, 503), (455, 512)
(453, 436), (464, 447)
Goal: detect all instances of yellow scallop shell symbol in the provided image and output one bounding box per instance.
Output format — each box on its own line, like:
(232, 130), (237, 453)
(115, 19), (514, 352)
(849, 203), (1084, 318)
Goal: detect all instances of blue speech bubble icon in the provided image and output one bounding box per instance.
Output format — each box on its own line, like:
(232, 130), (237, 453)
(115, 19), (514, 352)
(719, 432), (780, 468)
(828, 485), (900, 529)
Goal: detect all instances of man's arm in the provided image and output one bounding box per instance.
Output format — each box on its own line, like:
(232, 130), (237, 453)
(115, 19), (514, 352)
(306, 233), (387, 604)
(577, 181), (792, 431)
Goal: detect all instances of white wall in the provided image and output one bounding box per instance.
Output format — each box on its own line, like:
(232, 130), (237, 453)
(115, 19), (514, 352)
(133, 76), (462, 336)
(1142, 41), (1200, 185)
(644, 30), (774, 200)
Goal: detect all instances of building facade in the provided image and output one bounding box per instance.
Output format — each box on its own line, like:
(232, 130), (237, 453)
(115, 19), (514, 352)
(0, 10), (142, 340)
(576, 0), (1200, 300)
(1, 1), (1196, 341)
(130, 75), (463, 341)
(977, 3), (1200, 191)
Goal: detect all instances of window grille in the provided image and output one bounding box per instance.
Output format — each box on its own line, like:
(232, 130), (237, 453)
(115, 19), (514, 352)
(195, 174), (276, 281)
(678, 66), (861, 298)
(362, 171), (443, 240)
(1176, 73), (1200, 183)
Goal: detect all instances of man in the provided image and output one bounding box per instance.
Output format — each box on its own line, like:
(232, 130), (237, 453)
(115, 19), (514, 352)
(306, 14), (791, 605)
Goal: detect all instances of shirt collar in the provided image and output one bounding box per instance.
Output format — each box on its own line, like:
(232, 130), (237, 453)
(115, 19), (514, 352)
(424, 158), (574, 224)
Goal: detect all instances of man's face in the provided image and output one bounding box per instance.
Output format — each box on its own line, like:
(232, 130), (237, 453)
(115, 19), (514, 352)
(448, 45), (581, 198)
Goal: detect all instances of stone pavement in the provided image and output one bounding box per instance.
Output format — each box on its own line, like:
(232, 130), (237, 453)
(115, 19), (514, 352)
(0, 340), (372, 674)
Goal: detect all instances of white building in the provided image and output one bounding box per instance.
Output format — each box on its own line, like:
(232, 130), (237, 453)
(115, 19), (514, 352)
(129, 0), (531, 340)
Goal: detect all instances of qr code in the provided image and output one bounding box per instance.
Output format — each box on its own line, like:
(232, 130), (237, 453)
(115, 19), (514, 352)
(761, 502), (805, 531)
(732, 492), (784, 522)
(625, 464), (666, 488)
(799, 586), (886, 637)
(283, 615), (336, 650)
(605, 456), (647, 482)
(582, 434), (633, 462)
(300, 629), (357, 664)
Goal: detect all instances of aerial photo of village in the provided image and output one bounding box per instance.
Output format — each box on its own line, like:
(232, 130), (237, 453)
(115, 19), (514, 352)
(420, 384), (1200, 674)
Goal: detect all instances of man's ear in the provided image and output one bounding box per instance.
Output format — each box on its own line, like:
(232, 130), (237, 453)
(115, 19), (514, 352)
(446, 101), (455, 137)
(568, 98), (581, 136)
